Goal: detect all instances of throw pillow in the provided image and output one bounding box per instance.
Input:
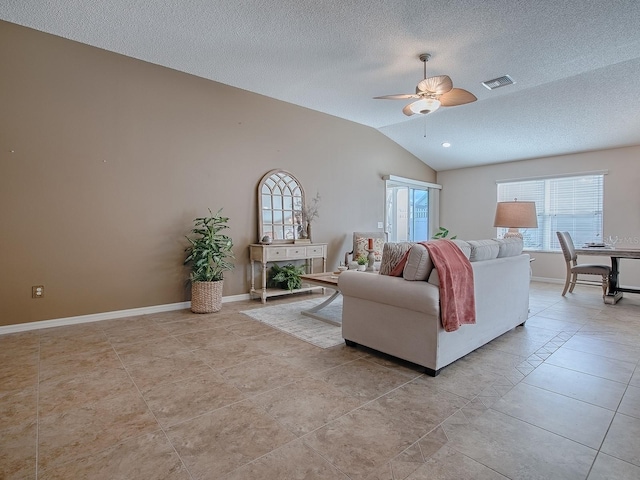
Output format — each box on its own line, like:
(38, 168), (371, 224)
(379, 242), (414, 276)
(403, 243), (434, 281)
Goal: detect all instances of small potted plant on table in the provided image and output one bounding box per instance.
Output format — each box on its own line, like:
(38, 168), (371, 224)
(184, 209), (235, 313)
(356, 255), (368, 271)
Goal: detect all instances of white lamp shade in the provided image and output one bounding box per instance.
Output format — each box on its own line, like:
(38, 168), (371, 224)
(494, 201), (538, 228)
(409, 98), (441, 115)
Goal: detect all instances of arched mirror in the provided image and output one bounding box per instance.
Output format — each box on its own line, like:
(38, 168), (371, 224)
(258, 169), (306, 243)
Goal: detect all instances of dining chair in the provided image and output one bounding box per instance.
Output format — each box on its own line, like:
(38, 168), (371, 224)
(556, 231), (611, 296)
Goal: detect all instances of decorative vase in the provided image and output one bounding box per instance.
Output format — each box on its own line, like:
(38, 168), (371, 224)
(306, 222), (312, 242)
(191, 280), (223, 313)
(366, 247), (376, 271)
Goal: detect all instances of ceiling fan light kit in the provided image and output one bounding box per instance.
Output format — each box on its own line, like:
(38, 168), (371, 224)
(409, 98), (441, 115)
(375, 53), (477, 117)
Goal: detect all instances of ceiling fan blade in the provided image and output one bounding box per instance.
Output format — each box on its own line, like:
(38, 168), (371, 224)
(374, 94), (420, 100)
(417, 75), (453, 95)
(439, 88), (477, 107)
(402, 104), (415, 116)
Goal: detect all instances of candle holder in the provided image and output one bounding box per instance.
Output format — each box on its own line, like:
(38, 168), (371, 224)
(366, 247), (376, 271)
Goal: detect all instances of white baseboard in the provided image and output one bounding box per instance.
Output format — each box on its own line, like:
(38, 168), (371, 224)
(531, 276), (564, 284)
(0, 293), (252, 335)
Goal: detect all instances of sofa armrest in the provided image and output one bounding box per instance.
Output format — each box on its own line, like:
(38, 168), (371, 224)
(338, 271), (440, 317)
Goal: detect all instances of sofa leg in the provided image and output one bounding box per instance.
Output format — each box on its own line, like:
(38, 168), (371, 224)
(519, 320), (527, 326)
(344, 339), (358, 348)
(424, 367), (441, 377)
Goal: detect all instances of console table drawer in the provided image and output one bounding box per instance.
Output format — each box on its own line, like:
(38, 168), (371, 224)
(306, 245), (325, 257)
(265, 248), (288, 260)
(285, 246), (307, 258)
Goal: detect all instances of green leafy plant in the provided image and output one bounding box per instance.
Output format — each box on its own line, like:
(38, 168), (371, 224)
(432, 227), (457, 240)
(268, 263), (306, 291)
(184, 209), (235, 282)
(356, 255), (368, 265)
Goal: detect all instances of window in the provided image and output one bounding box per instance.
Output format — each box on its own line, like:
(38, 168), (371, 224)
(497, 173), (605, 251)
(383, 175), (441, 242)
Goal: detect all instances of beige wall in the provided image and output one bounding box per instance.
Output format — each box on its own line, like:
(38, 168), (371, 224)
(437, 146), (640, 286)
(0, 21), (435, 326)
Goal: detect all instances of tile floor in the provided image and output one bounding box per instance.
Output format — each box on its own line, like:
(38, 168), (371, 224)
(1, 282), (639, 479)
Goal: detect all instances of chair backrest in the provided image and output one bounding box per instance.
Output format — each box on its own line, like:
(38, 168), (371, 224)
(352, 232), (387, 262)
(556, 231), (577, 263)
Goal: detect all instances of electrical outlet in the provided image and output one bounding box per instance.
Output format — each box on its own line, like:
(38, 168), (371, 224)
(32, 285), (44, 299)
(377, 221), (383, 229)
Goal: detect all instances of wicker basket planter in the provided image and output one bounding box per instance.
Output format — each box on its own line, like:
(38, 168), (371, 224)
(191, 280), (223, 313)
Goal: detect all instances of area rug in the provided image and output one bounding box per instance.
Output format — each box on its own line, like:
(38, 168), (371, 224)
(240, 297), (343, 348)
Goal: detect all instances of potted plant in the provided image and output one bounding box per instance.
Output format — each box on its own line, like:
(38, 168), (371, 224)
(432, 227), (457, 240)
(356, 255), (368, 271)
(268, 263), (306, 291)
(184, 209), (235, 313)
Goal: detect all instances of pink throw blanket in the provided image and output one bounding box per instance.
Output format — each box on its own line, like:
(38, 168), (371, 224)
(423, 240), (476, 332)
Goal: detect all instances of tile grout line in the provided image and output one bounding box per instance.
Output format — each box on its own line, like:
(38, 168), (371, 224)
(584, 379), (636, 479)
(106, 335), (198, 480)
(15, 285), (638, 479)
(518, 321), (640, 475)
(289, 370), (425, 474)
(295, 370), (473, 478)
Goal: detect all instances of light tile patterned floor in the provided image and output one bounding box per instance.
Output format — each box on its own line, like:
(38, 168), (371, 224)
(1, 282), (639, 479)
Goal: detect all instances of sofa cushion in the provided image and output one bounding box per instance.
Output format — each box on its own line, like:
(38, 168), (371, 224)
(379, 242), (414, 276)
(468, 239), (500, 262)
(403, 243), (434, 281)
(451, 239), (471, 259)
(495, 237), (524, 258)
(427, 268), (440, 286)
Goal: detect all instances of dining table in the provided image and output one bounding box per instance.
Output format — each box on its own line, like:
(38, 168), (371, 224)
(575, 246), (640, 304)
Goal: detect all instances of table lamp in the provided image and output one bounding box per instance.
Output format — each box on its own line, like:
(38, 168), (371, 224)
(494, 200), (538, 239)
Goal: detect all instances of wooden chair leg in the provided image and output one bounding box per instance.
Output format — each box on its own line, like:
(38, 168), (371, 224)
(601, 275), (608, 296)
(561, 270), (571, 296)
(569, 272), (578, 293)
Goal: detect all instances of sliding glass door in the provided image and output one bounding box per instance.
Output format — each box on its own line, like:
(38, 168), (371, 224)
(384, 176), (440, 243)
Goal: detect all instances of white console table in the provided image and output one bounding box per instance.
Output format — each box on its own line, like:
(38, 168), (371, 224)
(249, 243), (327, 303)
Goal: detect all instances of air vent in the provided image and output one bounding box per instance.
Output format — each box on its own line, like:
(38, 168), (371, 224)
(482, 75), (515, 90)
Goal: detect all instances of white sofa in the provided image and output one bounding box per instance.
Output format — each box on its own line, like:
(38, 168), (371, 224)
(338, 239), (530, 376)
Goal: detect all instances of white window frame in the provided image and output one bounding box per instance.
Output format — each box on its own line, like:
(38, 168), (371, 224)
(496, 171), (607, 252)
(383, 175), (441, 242)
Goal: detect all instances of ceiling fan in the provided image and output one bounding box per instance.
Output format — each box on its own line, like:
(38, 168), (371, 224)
(375, 53), (477, 116)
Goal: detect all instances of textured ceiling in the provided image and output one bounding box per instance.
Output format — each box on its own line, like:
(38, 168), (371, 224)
(2, 0), (640, 171)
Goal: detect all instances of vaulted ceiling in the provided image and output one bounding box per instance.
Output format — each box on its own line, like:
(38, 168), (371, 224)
(2, 0), (639, 171)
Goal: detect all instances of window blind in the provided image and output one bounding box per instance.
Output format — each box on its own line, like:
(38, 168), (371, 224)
(497, 174), (604, 250)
